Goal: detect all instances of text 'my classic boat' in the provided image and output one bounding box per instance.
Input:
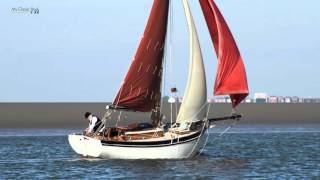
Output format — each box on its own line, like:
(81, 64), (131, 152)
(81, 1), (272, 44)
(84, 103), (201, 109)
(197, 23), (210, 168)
(69, 0), (249, 159)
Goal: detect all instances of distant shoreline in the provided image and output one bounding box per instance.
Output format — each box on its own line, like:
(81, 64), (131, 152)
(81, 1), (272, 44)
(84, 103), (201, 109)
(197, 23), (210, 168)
(0, 103), (319, 129)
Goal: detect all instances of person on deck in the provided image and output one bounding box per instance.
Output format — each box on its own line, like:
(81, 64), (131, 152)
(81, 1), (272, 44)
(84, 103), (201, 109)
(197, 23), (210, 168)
(84, 112), (103, 134)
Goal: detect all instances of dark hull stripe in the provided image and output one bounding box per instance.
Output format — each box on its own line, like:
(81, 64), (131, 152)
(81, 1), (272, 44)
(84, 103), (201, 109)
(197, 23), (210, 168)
(101, 131), (202, 148)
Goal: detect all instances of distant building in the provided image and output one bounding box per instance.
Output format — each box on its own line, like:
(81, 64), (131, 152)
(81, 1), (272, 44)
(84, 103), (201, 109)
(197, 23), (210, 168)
(278, 96), (285, 103)
(213, 96), (229, 103)
(304, 98), (320, 103)
(162, 96), (169, 102)
(291, 96), (299, 103)
(207, 98), (214, 103)
(298, 97), (304, 103)
(285, 96), (292, 103)
(304, 98), (312, 103)
(168, 97), (176, 103)
(268, 96), (278, 103)
(214, 98), (226, 103)
(256, 99), (267, 103)
(166, 95), (320, 104)
(254, 93), (268, 103)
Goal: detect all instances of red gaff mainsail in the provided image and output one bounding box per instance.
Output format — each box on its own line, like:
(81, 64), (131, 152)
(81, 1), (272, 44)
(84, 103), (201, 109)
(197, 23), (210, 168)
(112, 0), (169, 112)
(199, 0), (249, 108)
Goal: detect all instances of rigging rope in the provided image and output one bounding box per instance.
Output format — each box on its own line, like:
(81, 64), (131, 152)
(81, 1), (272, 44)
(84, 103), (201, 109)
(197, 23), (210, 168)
(186, 103), (211, 158)
(160, 0), (173, 119)
(184, 101), (240, 159)
(169, 0), (174, 86)
(159, 46), (166, 116)
(169, 0), (174, 126)
(115, 111), (122, 127)
(193, 118), (239, 159)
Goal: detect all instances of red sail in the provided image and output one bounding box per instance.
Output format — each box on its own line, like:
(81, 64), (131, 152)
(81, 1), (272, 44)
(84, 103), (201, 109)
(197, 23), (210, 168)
(112, 0), (169, 112)
(200, 0), (249, 108)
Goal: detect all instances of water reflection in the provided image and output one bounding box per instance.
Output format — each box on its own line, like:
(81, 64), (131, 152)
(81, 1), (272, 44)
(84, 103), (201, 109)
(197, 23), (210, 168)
(0, 132), (319, 179)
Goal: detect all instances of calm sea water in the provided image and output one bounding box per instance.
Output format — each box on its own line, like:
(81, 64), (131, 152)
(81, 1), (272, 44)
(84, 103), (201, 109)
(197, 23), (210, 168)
(0, 128), (319, 179)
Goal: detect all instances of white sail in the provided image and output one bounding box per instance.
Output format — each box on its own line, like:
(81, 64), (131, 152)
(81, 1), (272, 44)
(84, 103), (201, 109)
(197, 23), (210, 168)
(177, 0), (207, 124)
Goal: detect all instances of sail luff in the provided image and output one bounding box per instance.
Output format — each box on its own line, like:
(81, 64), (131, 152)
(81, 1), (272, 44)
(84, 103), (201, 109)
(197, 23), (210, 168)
(112, 0), (169, 112)
(199, 0), (249, 108)
(176, 0), (207, 123)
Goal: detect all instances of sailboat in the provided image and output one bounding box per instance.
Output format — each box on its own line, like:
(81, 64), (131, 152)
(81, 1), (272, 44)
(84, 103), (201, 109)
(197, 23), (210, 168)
(68, 0), (248, 159)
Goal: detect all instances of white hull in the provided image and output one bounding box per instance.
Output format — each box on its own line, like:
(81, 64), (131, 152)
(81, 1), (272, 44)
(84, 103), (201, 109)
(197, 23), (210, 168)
(68, 132), (207, 159)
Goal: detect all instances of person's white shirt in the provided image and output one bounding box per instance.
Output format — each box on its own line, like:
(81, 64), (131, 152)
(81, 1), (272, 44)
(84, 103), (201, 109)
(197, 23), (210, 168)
(87, 115), (98, 133)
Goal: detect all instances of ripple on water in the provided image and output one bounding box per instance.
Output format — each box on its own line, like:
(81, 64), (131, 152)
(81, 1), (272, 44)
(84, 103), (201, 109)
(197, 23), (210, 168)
(0, 132), (319, 179)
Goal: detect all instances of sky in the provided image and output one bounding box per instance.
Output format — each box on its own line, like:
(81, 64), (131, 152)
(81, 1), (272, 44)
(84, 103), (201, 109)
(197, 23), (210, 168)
(0, 0), (319, 102)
